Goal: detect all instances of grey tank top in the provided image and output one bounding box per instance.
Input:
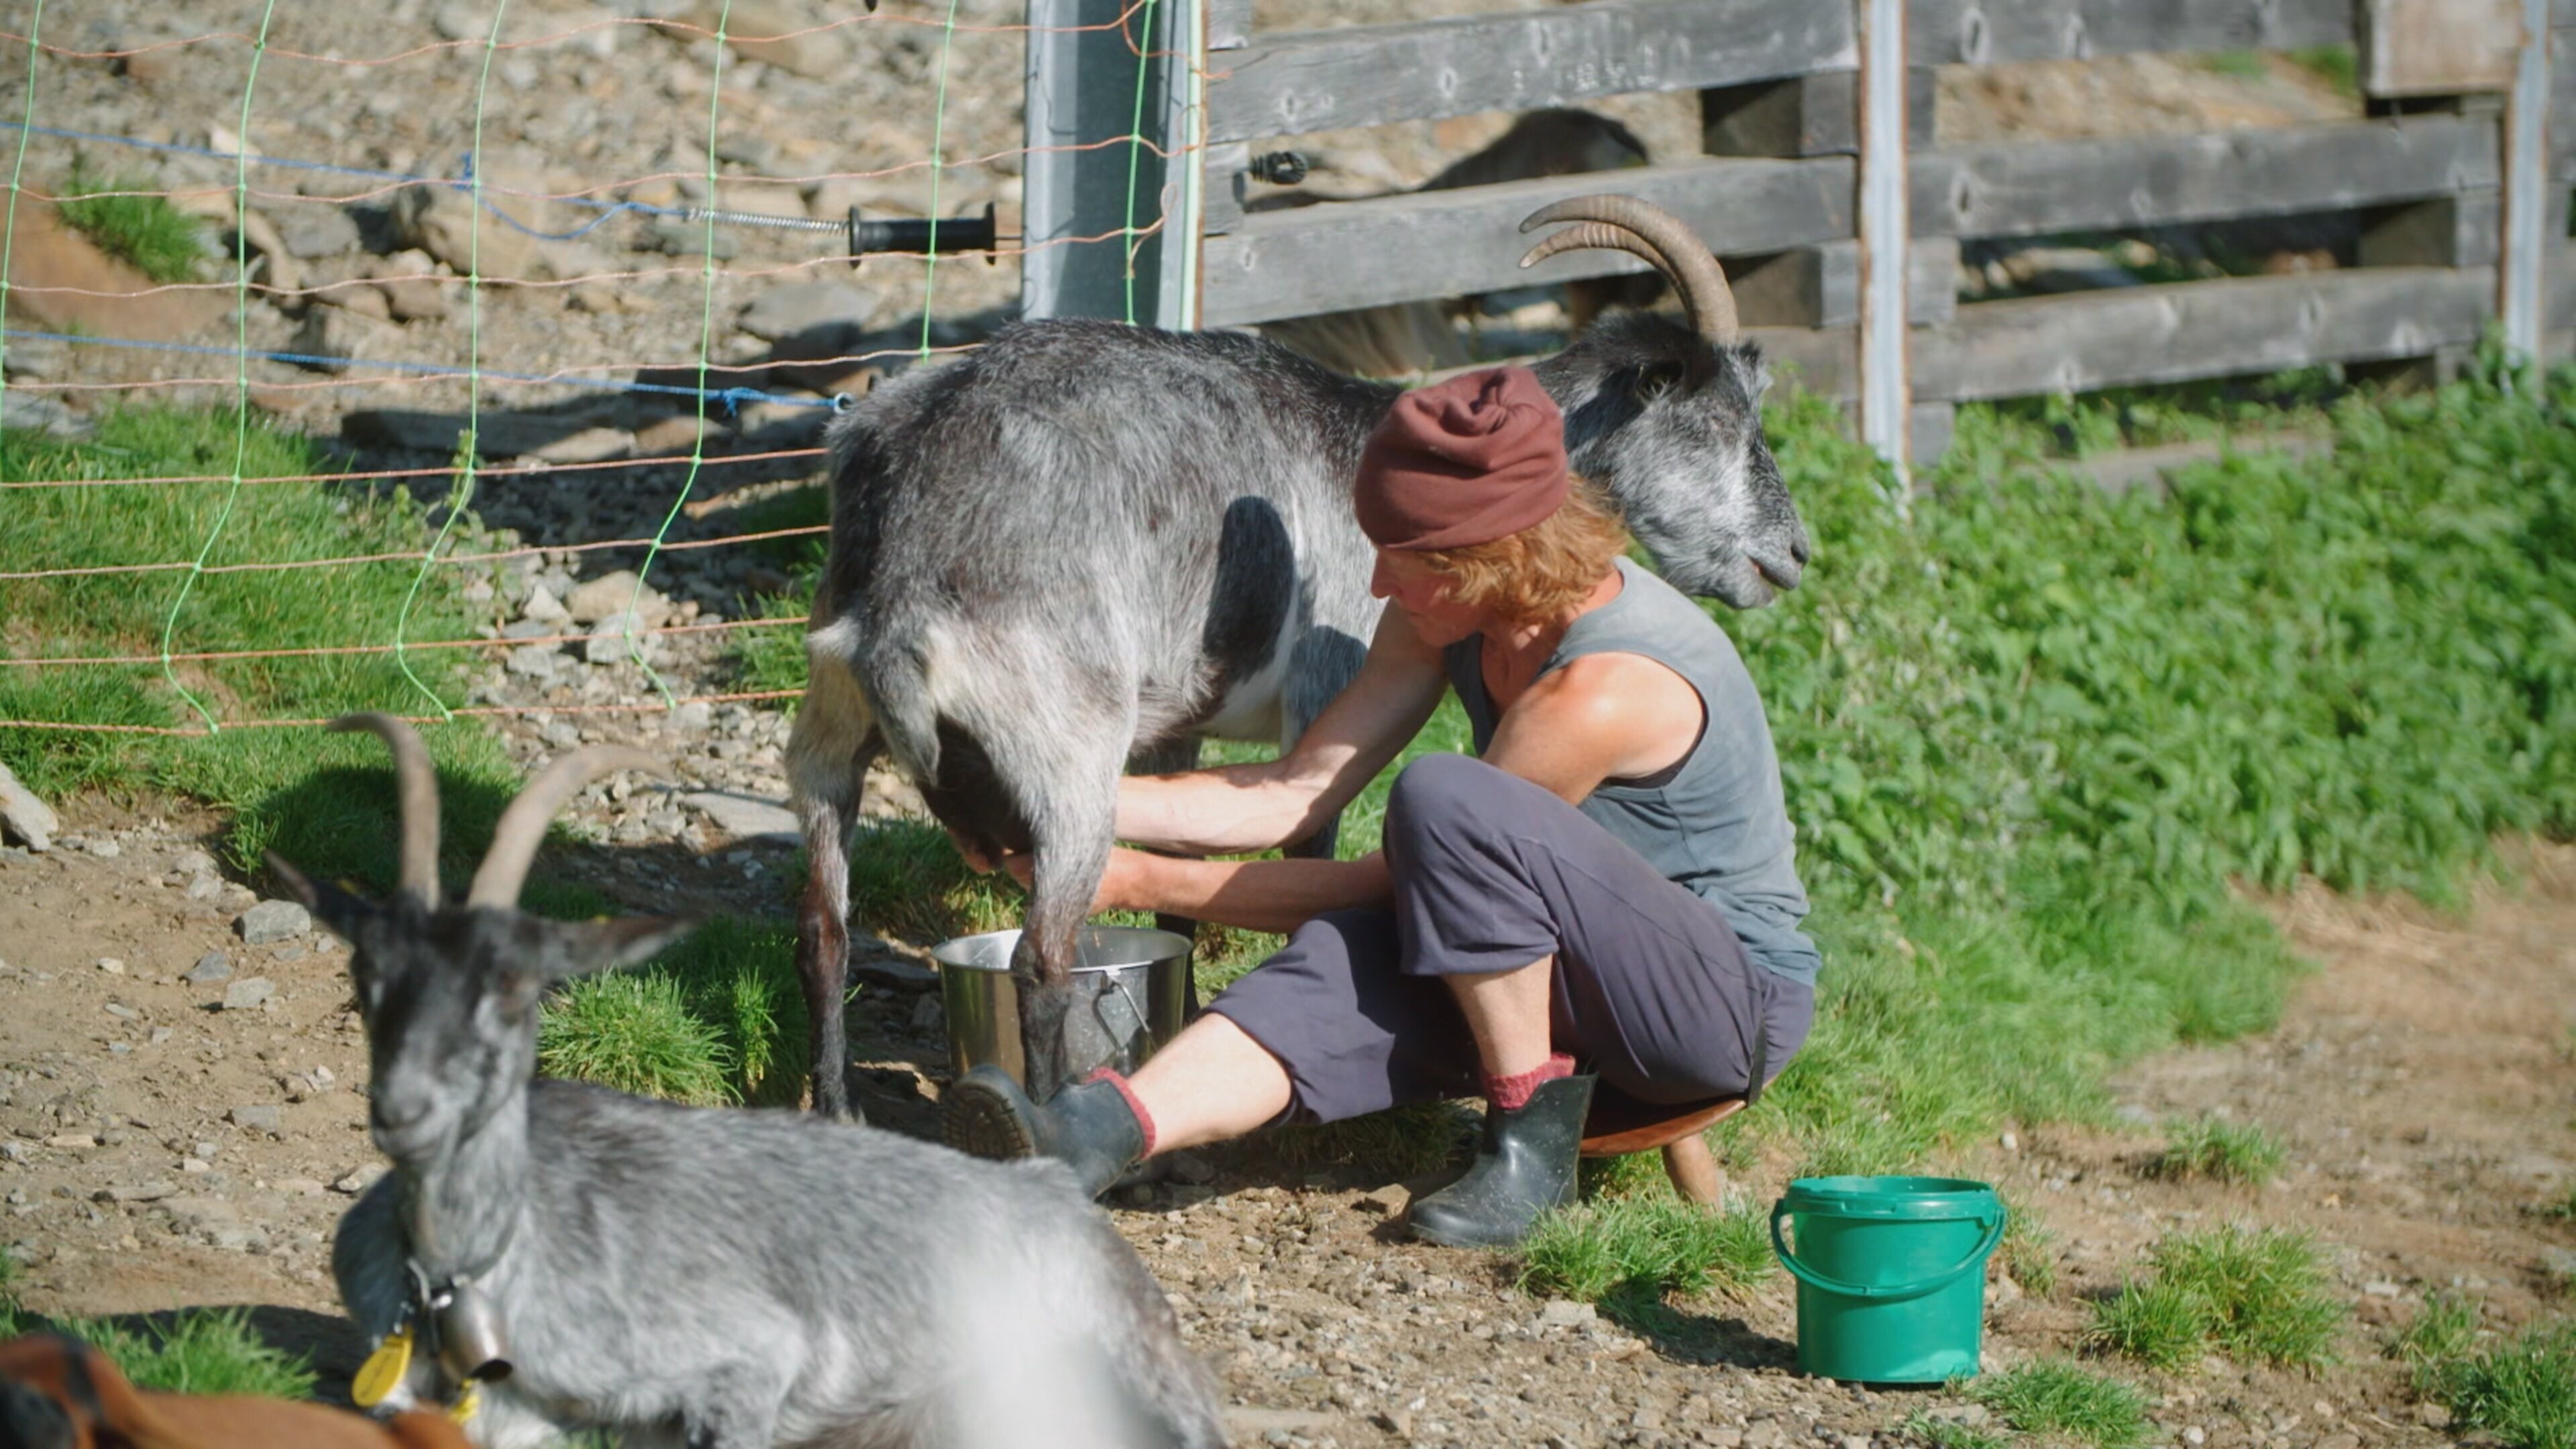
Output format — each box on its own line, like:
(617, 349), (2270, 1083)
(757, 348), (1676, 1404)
(1443, 557), (1821, 985)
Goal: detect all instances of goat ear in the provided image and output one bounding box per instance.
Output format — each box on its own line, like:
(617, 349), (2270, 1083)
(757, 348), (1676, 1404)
(568, 916), (697, 975)
(264, 850), (371, 941)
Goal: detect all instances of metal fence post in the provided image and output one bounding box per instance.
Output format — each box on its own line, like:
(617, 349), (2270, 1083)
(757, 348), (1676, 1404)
(2502, 0), (2553, 360)
(1856, 0), (1913, 500)
(1022, 0), (1201, 327)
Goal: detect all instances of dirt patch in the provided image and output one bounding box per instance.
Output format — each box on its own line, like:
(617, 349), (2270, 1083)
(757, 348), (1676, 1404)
(5, 800), (2571, 1446)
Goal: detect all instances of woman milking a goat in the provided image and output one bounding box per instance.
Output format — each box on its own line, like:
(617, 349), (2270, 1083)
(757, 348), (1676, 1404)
(945, 365), (1819, 1249)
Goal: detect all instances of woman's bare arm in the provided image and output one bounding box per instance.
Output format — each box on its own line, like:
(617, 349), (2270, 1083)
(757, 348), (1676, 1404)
(1112, 609), (1448, 856)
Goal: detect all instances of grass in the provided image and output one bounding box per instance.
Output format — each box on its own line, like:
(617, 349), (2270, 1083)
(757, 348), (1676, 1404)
(2000, 1193), (2060, 1297)
(2400, 1297), (2576, 1449)
(2150, 1114), (2287, 1185)
(55, 154), (207, 284)
(539, 916), (808, 1106)
(0, 407), (532, 896)
(1903, 1410), (2011, 1449)
(1967, 1359), (2152, 1449)
(1517, 1197), (1776, 1303)
(0, 1248), (314, 1398)
(2088, 1224), (2344, 1371)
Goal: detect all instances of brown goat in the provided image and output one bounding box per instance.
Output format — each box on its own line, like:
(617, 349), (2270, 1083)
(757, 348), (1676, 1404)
(0, 1333), (469, 1449)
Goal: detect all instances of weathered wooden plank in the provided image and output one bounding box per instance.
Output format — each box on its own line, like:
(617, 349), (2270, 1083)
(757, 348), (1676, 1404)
(1912, 117), (2499, 239)
(1201, 140), (1248, 235)
(2362, 0), (2520, 97)
(1909, 0), (2355, 66)
(1915, 267), (2496, 401)
(1206, 0), (1252, 50)
(1201, 158), (1854, 327)
(1207, 0), (1856, 144)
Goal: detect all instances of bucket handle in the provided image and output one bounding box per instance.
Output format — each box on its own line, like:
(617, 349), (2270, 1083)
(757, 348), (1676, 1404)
(1770, 1201), (2007, 1302)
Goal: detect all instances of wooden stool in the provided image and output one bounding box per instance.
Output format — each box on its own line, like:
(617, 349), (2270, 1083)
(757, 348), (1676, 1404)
(1578, 1092), (1748, 1205)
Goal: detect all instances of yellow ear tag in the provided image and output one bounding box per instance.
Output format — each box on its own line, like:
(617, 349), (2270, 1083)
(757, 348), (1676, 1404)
(449, 1382), (481, 1425)
(352, 1326), (413, 1408)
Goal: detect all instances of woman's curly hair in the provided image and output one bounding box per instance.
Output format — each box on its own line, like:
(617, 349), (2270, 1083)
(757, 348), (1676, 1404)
(1415, 479), (1629, 628)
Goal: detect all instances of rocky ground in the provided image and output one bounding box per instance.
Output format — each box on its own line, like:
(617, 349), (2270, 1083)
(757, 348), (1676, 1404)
(3, 814), (2569, 1448)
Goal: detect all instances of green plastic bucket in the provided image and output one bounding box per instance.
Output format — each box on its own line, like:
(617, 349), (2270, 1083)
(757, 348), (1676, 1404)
(1770, 1176), (2006, 1383)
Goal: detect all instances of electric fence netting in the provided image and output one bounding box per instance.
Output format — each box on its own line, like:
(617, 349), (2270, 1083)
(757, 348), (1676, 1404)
(0, 0), (1196, 785)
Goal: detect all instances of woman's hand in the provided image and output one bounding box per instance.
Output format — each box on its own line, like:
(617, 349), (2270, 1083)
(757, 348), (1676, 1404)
(976, 845), (1161, 916)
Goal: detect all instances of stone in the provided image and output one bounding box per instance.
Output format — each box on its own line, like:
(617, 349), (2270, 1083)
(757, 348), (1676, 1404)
(287, 304), (405, 372)
(86, 837), (121, 858)
(277, 1178), (328, 1197)
(0, 392), (89, 440)
(221, 977), (276, 1012)
(392, 184), (543, 282)
(275, 204), (362, 260)
(565, 570), (674, 628)
(2363, 1279), (2404, 1298)
(325, 280), (395, 321)
(171, 850), (215, 875)
(367, 250), (453, 321)
(521, 582), (570, 623)
(1358, 1183), (1411, 1216)
(95, 1181), (178, 1203)
(908, 995), (943, 1032)
(186, 951), (233, 984)
(0, 761), (61, 851)
(1538, 1299), (1597, 1328)
(681, 790), (798, 845)
(582, 611), (662, 664)
(237, 900), (311, 944)
(235, 209), (301, 292)
(333, 1164), (387, 1195)
(44, 1134), (97, 1150)
(506, 645), (562, 679)
(737, 278), (877, 343)
(431, 1), (490, 41)
(530, 427), (633, 466)
(96, 957), (125, 975)
(1167, 1150), (1217, 1186)
(228, 1104), (283, 1135)
(2414, 1403), (2451, 1429)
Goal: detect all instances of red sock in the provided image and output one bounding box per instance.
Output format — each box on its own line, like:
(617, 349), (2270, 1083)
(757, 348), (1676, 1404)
(1481, 1053), (1574, 1112)
(1084, 1067), (1159, 1155)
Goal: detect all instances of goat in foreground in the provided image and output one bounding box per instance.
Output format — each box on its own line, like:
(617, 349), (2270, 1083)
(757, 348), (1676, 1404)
(786, 194), (1812, 1118)
(276, 714), (1224, 1449)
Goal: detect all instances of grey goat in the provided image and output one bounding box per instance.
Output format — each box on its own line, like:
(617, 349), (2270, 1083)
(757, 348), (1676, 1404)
(272, 714), (1226, 1449)
(786, 195), (1810, 1118)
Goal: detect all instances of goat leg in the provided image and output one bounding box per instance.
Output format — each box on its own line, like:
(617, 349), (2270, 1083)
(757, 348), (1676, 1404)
(784, 657), (878, 1122)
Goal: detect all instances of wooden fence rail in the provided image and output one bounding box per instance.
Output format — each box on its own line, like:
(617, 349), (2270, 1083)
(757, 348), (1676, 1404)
(1171, 0), (2573, 467)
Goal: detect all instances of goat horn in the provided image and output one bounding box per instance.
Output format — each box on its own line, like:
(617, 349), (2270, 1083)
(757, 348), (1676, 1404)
(467, 746), (669, 908)
(1518, 195), (1739, 342)
(328, 713), (441, 908)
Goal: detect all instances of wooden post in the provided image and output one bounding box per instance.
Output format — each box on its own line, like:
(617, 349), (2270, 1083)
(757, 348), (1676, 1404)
(1857, 0), (1913, 490)
(1021, 0), (1197, 326)
(2504, 0), (2553, 358)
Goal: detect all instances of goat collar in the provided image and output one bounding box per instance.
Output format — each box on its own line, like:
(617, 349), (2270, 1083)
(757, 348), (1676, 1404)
(398, 1176), (519, 1392)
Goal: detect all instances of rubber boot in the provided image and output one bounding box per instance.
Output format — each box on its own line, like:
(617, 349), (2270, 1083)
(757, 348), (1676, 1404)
(944, 1064), (1146, 1199)
(1407, 1073), (1596, 1249)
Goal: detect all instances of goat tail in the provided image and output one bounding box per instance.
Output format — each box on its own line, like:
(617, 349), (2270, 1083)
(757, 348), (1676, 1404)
(825, 616), (941, 786)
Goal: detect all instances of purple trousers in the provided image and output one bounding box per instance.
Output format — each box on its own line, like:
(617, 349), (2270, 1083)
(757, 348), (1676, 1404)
(1206, 753), (1813, 1126)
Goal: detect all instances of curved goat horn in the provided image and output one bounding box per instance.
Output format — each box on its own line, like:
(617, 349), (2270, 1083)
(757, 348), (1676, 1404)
(329, 712), (442, 908)
(1518, 195), (1739, 342)
(467, 746), (669, 908)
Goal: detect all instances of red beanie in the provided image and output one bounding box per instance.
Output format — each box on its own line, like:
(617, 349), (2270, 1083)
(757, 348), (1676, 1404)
(1354, 366), (1569, 551)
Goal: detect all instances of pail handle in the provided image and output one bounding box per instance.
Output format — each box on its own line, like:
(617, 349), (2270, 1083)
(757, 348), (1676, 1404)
(1770, 1201), (2006, 1301)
